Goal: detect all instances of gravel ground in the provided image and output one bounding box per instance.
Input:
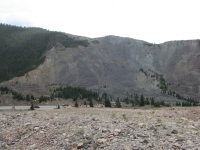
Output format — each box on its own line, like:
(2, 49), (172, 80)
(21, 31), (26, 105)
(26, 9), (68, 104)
(0, 107), (200, 150)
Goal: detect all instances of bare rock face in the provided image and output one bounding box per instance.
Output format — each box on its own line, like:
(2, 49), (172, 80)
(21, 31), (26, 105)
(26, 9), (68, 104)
(2, 36), (200, 100)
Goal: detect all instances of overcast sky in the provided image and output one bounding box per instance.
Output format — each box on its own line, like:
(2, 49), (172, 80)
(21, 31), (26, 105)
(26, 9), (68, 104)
(0, 0), (199, 43)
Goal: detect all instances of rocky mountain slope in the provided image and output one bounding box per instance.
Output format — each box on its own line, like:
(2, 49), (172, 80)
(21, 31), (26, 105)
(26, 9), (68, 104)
(1, 27), (200, 102)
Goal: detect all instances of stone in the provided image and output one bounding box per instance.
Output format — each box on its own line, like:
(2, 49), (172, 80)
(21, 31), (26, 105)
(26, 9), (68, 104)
(149, 125), (156, 131)
(188, 125), (196, 130)
(112, 138), (118, 142)
(172, 143), (181, 148)
(19, 128), (27, 135)
(77, 142), (84, 149)
(62, 133), (66, 136)
(114, 129), (121, 133)
(114, 132), (118, 136)
(137, 134), (149, 138)
(2, 143), (8, 149)
(16, 114), (21, 117)
(123, 146), (131, 150)
(112, 121), (117, 123)
(30, 144), (36, 149)
(97, 138), (107, 144)
(54, 140), (57, 144)
(166, 131), (171, 136)
(171, 129), (178, 134)
(65, 139), (69, 142)
(146, 143), (153, 148)
(181, 117), (188, 121)
(40, 131), (44, 134)
(143, 139), (149, 144)
(24, 122), (32, 127)
(34, 127), (40, 130)
(102, 128), (110, 133)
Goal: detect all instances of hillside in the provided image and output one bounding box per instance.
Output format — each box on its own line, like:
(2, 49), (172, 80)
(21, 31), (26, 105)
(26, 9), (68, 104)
(0, 24), (89, 82)
(0, 24), (200, 104)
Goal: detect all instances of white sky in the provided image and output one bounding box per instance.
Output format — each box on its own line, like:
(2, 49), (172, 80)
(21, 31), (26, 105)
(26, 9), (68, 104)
(0, 0), (199, 43)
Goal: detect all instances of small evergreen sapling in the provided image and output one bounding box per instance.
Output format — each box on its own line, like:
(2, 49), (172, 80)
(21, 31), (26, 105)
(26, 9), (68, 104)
(30, 103), (34, 110)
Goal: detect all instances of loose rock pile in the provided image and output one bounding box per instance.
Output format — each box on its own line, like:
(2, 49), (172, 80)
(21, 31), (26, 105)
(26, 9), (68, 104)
(0, 107), (200, 150)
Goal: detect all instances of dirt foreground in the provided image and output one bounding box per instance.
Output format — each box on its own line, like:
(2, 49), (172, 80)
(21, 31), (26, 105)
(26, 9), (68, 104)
(0, 107), (200, 150)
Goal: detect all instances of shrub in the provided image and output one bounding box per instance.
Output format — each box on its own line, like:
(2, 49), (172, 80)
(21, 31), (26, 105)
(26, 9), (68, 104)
(122, 114), (128, 122)
(30, 103), (34, 110)
(111, 113), (116, 118)
(157, 118), (162, 123)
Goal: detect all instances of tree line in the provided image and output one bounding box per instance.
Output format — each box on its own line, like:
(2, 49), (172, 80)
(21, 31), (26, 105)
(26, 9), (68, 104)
(0, 86), (35, 101)
(0, 85), (198, 107)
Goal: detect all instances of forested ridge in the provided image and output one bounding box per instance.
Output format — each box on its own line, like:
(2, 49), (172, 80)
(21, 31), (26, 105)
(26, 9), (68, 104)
(0, 24), (89, 82)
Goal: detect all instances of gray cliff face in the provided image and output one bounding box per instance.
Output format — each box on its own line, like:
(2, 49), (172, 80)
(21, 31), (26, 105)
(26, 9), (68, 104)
(3, 36), (200, 100)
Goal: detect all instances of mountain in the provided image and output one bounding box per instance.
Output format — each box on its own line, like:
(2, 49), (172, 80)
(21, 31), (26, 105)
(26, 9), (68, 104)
(0, 24), (200, 102)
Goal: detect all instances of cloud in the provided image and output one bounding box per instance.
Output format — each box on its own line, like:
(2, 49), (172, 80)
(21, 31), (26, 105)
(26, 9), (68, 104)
(0, 14), (34, 27)
(0, 0), (199, 43)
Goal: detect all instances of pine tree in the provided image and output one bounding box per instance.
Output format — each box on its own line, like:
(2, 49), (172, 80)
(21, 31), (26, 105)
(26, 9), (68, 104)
(115, 99), (122, 108)
(150, 97), (155, 105)
(131, 100), (134, 107)
(139, 94), (145, 106)
(154, 101), (160, 107)
(145, 98), (150, 105)
(134, 94), (139, 105)
(89, 99), (94, 107)
(75, 101), (79, 107)
(31, 94), (34, 100)
(105, 99), (111, 107)
(26, 94), (31, 101)
(125, 97), (129, 104)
